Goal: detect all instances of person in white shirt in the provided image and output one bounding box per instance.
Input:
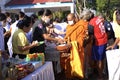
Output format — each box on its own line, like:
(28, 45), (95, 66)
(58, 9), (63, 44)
(7, 12), (25, 57)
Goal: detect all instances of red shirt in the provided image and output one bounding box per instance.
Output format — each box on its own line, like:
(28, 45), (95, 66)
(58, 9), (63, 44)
(89, 17), (107, 46)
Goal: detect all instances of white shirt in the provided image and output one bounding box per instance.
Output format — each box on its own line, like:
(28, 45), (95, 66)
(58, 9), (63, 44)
(7, 21), (18, 57)
(4, 22), (10, 31)
(54, 22), (67, 38)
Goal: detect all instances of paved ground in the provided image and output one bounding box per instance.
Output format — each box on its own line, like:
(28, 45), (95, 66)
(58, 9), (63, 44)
(51, 58), (109, 80)
(54, 69), (108, 80)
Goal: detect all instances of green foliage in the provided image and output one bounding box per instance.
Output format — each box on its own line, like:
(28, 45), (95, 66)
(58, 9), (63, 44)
(85, 0), (120, 20)
(96, 0), (107, 12)
(39, 0), (120, 22)
(53, 11), (63, 20)
(86, 0), (96, 8)
(52, 11), (70, 22)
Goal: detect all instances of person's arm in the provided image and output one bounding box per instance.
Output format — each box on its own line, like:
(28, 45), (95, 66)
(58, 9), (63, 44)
(43, 33), (58, 42)
(106, 38), (120, 50)
(41, 24), (64, 43)
(18, 41), (38, 51)
(54, 28), (66, 35)
(16, 31), (38, 51)
(43, 33), (64, 43)
(4, 31), (11, 37)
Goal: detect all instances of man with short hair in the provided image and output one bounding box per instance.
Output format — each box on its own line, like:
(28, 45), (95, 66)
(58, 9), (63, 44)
(63, 11), (93, 79)
(89, 14), (108, 80)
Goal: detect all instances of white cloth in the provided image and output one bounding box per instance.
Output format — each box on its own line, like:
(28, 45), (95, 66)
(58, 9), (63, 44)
(106, 49), (120, 80)
(7, 21), (18, 57)
(22, 61), (55, 80)
(4, 22), (10, 31)
(54, 22), (67, 38)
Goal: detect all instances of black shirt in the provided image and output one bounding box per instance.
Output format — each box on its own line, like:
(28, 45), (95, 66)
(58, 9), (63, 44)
(30, 20), (47, 53)
(104, 20), (115, 40)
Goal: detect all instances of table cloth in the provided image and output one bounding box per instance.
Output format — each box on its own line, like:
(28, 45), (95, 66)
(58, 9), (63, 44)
(22, 61), (55, 80)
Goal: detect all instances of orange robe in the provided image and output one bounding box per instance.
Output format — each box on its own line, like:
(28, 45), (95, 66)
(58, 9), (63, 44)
(64, 20), (89, 78)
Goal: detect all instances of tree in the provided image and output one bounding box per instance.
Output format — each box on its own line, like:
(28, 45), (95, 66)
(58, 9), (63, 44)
(74, 0), (87, 18)
(75, 0), (120, 20)
(90, 0), (120, 20)
(96, 0), (108, 12)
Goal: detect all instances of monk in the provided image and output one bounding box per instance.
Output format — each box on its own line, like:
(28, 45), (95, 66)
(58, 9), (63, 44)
(63, 11), (93, 79)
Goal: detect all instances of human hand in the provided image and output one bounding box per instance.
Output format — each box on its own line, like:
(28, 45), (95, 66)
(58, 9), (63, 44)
(67, 42), (72, 49)
(1, 50), (9, 60)
(106, 45), (114, 50)
(49, 28), (54, 33)
(4, 31), (11, 37)
(57, 38), (65, 44)
(31, 41), (39, 47)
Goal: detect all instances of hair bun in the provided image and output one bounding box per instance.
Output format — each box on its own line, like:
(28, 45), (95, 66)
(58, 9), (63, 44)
(17, 20), (24, 28)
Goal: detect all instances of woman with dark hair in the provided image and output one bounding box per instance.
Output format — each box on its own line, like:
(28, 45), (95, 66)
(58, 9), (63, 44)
(30, 9), (64, 53)
(12, 16), (38, 59)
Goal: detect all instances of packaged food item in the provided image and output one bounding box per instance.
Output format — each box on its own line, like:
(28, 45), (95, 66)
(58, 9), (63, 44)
(35, 41), (44, 46)
(26, 53), (45, 64)
(15, 63), (35, 80)
(38, 41), (44, 45)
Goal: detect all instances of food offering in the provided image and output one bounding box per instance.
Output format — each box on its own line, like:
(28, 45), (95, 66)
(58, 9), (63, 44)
(2, 53), (45, 80)
(26, 53), (45, 64)
(15, 63), (35, 80)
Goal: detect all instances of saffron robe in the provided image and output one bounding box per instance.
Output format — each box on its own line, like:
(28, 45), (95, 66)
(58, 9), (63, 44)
(64, 20), (89, 78)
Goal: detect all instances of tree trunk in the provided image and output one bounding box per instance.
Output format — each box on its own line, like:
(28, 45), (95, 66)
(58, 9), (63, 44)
(83, 0), (86, 9)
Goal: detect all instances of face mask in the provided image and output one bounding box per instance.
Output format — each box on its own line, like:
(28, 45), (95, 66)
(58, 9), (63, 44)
(68, 21), (74, 25)
(45, 18), (50, 23)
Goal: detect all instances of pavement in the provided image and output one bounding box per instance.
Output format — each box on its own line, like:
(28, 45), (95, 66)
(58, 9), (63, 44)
(54, 69), (108, 80)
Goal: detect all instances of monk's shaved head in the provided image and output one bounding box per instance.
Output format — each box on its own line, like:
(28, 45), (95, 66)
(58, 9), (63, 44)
(67, 13), (75, 21)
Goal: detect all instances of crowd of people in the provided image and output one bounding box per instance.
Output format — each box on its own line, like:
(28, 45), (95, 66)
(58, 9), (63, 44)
(0, 8), (120, 80)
